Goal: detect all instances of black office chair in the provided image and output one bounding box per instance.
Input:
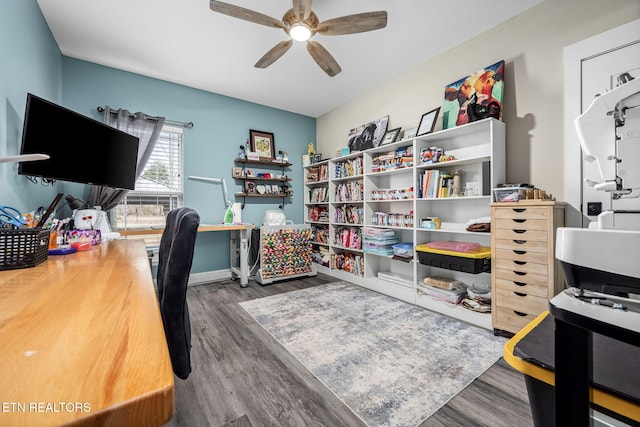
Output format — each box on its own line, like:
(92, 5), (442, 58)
(157, 207), (200, 380)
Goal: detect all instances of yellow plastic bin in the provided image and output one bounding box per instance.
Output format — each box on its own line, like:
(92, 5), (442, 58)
(415, 244), (491, 274)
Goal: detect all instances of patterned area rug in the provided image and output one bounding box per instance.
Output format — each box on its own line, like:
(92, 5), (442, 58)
(240, 282), (506, 427)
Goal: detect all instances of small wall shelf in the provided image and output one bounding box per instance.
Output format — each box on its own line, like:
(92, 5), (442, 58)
(235, 159), (292, 167)
(235, 176), (290, 182)
(234, 158), (292, 209)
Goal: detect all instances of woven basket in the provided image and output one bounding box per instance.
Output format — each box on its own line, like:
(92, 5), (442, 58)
(0, 228), (50, 270)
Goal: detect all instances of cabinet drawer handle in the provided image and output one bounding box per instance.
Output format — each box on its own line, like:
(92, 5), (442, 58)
(513, 240), (527, 244)
(514, 291), (527, 297)
(513, 208), (526, 213)
(513, 261), (526, 265)
(513, 250), (527, 255)
(513, 281), (527, 287)
(512, 219), (526, 223)
(513, 229), (526, 234)
(513, 311), (528, 317)
(514, 271), (527, 276)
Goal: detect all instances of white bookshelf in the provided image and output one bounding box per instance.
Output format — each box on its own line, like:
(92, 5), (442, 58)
(304, 118), (505, 329)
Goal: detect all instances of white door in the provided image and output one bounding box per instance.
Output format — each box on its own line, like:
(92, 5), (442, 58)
(581, 44), (640, 222)
(564, 19), (640, 227)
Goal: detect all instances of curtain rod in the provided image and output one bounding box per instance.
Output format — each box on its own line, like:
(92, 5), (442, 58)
(96, 106), (194, 128)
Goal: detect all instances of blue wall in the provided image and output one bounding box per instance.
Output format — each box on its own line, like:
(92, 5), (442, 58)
(1, 1), (316, 274)
(61, 59), (315, 273)
(0, 0), (63, 212)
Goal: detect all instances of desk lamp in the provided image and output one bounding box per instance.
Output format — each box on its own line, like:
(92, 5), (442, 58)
(188, 176), (236, 224)
(65, 194), (87, 211)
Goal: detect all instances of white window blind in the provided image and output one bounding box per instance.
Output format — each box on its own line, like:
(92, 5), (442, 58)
(115, 125), (184, 244)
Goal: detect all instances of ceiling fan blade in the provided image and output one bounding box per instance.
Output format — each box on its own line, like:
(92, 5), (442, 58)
(315, 11), (388, 35)
(292, 0), (313, 20)
(255, 40), (294, 68)
(210, 0), (285, 29)
(306, 41), (341, 77)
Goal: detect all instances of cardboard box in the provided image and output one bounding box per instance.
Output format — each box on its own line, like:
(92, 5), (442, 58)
(66, 229), (102, 245)
(336, 146), (350, 157)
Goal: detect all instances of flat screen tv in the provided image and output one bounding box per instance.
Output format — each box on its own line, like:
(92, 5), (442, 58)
(18, 93), (140, 190)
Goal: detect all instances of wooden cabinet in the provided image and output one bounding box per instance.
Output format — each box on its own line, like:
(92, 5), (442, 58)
(491, 201), (565, 335)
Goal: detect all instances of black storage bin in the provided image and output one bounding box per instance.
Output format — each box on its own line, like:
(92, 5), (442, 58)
(415, 244), (491, 274)
(250, 227), (261, 266)
(0, 228), (50, 270)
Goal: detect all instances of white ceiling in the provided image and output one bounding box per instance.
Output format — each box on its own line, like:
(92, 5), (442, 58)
(37, 0), (543, 118)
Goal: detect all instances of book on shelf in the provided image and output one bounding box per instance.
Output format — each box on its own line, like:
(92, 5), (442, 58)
(319, 163), (329, 181)
(436, 173), (452, 198)
(334, 204), (363, 225)
(422, 170), (439, 198)
(309, 187), (328, 203)
(334, 157), (363, 178)
(420, 169), (458, 198)
(331, 252), (364, 276)
(307, 205), (329, 222)
(306, 163), (329, 182)
(333, 226), (362, 249)
(335, 181), (363, 202)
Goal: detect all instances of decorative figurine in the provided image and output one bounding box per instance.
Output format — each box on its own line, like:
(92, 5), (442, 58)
(451, 170), (463, 197)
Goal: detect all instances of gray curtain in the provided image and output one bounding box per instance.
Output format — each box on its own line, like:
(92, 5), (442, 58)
(87, 107), (165, 211)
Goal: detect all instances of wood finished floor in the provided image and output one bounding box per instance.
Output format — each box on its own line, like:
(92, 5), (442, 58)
(165, 273), (534, 427)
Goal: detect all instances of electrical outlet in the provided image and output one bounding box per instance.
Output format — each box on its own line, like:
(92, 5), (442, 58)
(587, 202), (602, 216)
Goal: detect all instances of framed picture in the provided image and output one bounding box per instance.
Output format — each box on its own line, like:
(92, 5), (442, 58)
(402, 127), (418, 140)
(442, 60), (504, 129)
(245, 181), (256, 193)
(417, 107), (441, 136)
(313, 154), (322, 163)
(249, 129), (275, 160)
(346, 115), (389, 151)
(380, 127), (401, 145)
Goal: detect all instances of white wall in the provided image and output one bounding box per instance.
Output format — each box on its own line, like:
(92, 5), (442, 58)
(316, 0), (640, 202)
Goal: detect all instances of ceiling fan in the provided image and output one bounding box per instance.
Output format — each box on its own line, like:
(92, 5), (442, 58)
(209, 0), (388, 77)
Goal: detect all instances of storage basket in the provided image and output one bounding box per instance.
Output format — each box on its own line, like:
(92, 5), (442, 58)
(493, 187), (526, 202)
(363, 239), (397, 256)
(415, 244), (491, 274)
(0, 228), (50, 270)
(392, 242), (413, 257)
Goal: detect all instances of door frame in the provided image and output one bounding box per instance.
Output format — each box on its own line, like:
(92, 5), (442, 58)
(563, 18), (640, 228)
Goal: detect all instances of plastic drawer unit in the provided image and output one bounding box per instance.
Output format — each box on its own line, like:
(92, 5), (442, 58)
(363, 228), (398, 256)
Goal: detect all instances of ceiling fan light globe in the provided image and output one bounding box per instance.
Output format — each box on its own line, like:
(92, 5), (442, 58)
(290, 24), (311, 41)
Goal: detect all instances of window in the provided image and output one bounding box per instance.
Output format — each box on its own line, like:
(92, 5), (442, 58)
(115, 125), (183, 234)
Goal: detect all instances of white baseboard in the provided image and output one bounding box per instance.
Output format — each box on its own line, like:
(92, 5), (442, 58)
(188, 269), (232, 286)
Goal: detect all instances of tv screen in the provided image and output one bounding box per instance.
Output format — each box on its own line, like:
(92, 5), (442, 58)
(18, 93), (140, 190)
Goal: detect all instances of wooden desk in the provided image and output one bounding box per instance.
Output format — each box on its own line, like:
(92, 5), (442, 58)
(120, 223), (254, 287)
(0, 240), (174, 426)
(504, 311), (640, 426)
(550, 292), (640, 426)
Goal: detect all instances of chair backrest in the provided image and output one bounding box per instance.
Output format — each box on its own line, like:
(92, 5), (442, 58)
(157, 207), (200, 380)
